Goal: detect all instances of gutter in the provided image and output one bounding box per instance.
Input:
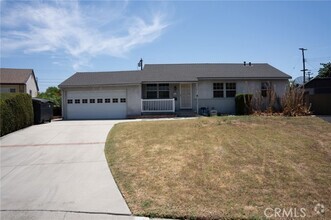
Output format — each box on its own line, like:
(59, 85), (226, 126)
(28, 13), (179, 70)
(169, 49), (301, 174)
(197, 77), (292, 80)
(58, 83), (141, 89)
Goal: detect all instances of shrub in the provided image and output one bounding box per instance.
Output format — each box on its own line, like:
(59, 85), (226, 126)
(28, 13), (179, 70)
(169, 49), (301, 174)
(0, 93), (34, 136)
(250, 87), (282, 113)
(235, 94), (253, 115)
(282, 87), (311, 116)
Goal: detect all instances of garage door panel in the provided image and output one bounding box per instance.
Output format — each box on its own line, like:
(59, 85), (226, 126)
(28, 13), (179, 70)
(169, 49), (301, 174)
(66, 90), (127, 119)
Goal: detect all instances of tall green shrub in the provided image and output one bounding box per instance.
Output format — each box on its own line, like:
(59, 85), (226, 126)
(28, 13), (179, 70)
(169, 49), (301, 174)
(0, 93), (34, 136)
(235, 94), (253, 115)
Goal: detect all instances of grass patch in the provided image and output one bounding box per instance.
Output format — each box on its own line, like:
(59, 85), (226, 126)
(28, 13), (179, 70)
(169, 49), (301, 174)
(105, 116), (331, 219)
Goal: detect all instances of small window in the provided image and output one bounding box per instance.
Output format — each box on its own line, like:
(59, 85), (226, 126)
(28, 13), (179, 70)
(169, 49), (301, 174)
(82, 99), (88, 104)
(226, 83), (236, 97)
(10, 88), (16, 93)
(213, 83), (224, 98)
(112, 98), (118, 103)
(159, 91), (170, 98)
(158, 83), (170, 98)
(90, 99), (95, 103)
(105, 98), (111, 103)
(75, 99), (80, 104)
(146, 84), (157, 91)
(261, 82), (271, 97)
(146, 84), (158, 99)
(159, 83), (169, 90)
(68, 99), (73, 104)
(120, 98), (126, 103)
(29, 90), (32, 96)
(97, 98), (103, 103)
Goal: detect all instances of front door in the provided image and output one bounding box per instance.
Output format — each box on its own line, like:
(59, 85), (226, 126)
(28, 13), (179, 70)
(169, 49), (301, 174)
(180, 83), (192, 109)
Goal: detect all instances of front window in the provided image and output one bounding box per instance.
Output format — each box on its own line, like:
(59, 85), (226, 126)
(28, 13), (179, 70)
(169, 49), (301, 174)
(158, 84), (170, 98)
(10, 88), (16, 93)
(146, 84), (157, 99)
(97, 98), (103, 103)
(82, 99), (88, 104)
(75, 99), (80, 104)
(226, 83), (236, 97)
(146, 84), (170, 99)
(261, 82), (271, 97)
(213, 83), (236, 98)
(213, 83), (224, 98)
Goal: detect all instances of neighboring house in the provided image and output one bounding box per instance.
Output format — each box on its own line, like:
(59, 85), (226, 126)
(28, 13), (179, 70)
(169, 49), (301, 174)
(59, 63), (291, 119)
(0, 68), (39, 97)
(304, 77), (331, 115)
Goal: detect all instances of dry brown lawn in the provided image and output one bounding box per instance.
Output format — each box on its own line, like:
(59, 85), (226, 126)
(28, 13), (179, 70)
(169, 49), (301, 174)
(105, 116), (331, 219)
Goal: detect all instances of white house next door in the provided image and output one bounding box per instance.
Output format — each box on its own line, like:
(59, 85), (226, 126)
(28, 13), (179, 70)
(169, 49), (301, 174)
(180, 83), (192, 109)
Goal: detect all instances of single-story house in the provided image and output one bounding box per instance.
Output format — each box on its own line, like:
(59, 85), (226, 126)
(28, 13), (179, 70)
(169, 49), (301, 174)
(304, 77), (331, 115)
(58, 63), (291, 119)
(0, 68), (39, 97)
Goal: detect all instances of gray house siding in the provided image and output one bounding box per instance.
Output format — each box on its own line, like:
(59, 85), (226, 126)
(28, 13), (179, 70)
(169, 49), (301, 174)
(127, 85), (142, 116)
(197, 80), (289, 114)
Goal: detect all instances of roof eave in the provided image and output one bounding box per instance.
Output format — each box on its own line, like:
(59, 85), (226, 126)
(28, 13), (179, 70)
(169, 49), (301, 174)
(141, 80), (198, 83)
(58, 83), (141, 89)
(0, 83), (26, 85)
(197, 77), (292, 80)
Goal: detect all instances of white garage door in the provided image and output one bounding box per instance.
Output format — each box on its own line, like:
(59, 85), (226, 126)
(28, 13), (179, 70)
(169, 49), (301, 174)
(66, 90), (127, 119)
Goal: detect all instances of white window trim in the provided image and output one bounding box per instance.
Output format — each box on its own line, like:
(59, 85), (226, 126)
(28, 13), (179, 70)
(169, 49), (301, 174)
(145, 84), (170, 99)
(213, 82), (236, 98)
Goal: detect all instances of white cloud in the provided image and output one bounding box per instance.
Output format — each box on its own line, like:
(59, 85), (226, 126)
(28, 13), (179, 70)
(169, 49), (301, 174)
(0, 0), (168, 70)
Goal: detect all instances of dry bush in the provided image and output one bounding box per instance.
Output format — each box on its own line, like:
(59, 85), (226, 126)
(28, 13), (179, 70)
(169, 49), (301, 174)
(251, 87), (281, 114)
(243, 83), (311, 116)
(281, 86), (311, 116)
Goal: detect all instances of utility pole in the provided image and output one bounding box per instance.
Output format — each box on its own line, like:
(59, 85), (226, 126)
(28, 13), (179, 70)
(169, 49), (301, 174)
(299, 48), (307, 84)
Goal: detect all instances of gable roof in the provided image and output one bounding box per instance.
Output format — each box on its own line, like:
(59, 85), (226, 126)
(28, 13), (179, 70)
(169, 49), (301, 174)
(59, 63), (291, 88)
(0, 68), (39, 91)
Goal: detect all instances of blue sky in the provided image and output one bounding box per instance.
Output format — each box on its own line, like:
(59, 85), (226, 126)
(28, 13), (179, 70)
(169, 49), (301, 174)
(1, 0), (330, 92)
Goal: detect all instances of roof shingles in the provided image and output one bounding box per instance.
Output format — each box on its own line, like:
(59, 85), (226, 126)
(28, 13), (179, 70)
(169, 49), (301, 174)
(0, 68), (34, 84)
(59, 63), (291, 87)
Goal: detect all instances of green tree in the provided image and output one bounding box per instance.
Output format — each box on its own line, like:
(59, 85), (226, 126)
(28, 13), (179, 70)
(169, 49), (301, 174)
(318, 62), (331, 77)
(37, 87), (61, 107)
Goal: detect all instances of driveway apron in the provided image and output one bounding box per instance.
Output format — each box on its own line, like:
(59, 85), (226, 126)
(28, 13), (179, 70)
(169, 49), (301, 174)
(0, 120), (131, 215)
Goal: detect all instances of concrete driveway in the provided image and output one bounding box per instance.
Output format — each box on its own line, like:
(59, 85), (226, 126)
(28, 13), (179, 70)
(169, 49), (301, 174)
(0, 120), (133, 219)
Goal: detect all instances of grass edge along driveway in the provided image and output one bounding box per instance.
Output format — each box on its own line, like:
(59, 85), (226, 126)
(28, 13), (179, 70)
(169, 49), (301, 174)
(105, 116), (331, 219)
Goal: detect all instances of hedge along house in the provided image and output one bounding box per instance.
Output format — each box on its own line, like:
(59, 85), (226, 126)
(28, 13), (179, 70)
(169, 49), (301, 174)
(59, 63), (291, 120)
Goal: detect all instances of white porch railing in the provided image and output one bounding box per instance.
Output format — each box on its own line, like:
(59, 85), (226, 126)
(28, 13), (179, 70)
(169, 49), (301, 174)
(141, 99), (175, 113)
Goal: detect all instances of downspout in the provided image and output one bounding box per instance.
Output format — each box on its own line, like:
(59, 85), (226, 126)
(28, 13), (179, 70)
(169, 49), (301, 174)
(196, 82), (199, 114)
(61, 89), (66, 120)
